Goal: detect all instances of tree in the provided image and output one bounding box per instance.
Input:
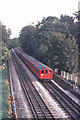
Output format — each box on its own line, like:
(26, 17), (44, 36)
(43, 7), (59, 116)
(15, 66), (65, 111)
(19, 15), (78, 73)
(73, 11), (80, 72)
(60, 14), (78, 40)
(2, 25), (11, 46)
(19, 25), (36, 55)
(0, 23), (11, 64)
(8, 37), (20, 49)
(78, 11), (80, 72)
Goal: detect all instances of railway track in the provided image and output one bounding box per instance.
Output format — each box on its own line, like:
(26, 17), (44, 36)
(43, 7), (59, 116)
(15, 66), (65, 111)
(42, 80), (80, 120)
(12, 51), (55, 119)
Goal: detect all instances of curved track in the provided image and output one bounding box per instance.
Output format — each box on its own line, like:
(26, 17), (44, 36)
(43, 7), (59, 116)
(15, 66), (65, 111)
(42, 80), (80, 120)
(12, 51), (55, 119)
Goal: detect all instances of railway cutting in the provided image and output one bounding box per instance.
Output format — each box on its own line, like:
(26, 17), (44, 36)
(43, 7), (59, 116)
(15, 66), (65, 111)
(8, 48), (80, 120)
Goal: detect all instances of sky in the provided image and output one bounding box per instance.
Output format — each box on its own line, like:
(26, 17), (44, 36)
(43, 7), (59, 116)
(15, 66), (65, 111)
(0, 0), (79, 38)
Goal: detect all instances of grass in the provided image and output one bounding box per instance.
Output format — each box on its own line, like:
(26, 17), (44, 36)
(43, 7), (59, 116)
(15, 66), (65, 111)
(0, 67), (11, 119)
(0, 68), (2, 120)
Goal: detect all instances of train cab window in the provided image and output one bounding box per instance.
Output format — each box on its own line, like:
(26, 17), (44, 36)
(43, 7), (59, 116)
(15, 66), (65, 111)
(49, 70), (51, 73)
(45, 70), (48, 74)
(41, 70), (44, 76)
(41, 70), (44, 74)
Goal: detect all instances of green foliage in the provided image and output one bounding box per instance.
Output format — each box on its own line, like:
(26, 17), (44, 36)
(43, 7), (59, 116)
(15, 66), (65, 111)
(8, 37), (20, 49)
(19, 25), (37, 55)
(0, 23), (11, 65)
(2, 46), (10, 64)
(19, 14), (78, 73)
(0, 68), (9, 118)
(2, 25), (11, 47)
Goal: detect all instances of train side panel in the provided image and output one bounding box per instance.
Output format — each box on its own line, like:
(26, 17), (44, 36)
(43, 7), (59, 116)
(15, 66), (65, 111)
(14, 48), (53, 80)
(17, 51), (41, 79)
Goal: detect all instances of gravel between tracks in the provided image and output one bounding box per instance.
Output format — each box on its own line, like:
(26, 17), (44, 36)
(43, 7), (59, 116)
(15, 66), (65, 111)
(8, 57), (33, 118)
(51, 80), (80, 106)
(18, 55), (68, 119)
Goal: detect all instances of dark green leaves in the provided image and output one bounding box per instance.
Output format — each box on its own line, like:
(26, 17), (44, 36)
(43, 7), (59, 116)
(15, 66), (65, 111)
(19, 14), (78, 73)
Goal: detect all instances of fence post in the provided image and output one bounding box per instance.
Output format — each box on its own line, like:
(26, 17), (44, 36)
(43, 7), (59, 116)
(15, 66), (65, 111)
(61, 70), (62, 77)
(61, 70), (64, 77)
(75, 76), (78, 86)
(67, 73), (69, 80)
(63, 71), (65, 78)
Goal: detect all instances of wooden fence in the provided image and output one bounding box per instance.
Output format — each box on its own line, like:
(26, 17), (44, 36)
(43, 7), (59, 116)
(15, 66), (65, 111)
(61, 70), (80, 86)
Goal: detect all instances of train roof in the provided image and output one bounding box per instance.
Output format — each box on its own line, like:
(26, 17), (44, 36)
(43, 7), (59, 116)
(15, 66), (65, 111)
(15, 48), (52, 71)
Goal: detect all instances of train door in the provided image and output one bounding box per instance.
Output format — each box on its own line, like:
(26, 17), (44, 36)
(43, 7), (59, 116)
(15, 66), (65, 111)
(45, 70), (48, 79)
(40, 70), (45, 79)
(48, 70), (52, 79)
(41, 69), (49, 79)
(44, 69), (52, 79)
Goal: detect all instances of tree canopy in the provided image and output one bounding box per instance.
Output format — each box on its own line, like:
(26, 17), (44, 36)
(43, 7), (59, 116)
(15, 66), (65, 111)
(19, 14), (78, 73)
(0, 12), (79, 74)
(0, 23), (11, 64)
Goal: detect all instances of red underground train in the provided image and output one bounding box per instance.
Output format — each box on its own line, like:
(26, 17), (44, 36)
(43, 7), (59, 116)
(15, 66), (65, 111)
(14, 48), (53, 80)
